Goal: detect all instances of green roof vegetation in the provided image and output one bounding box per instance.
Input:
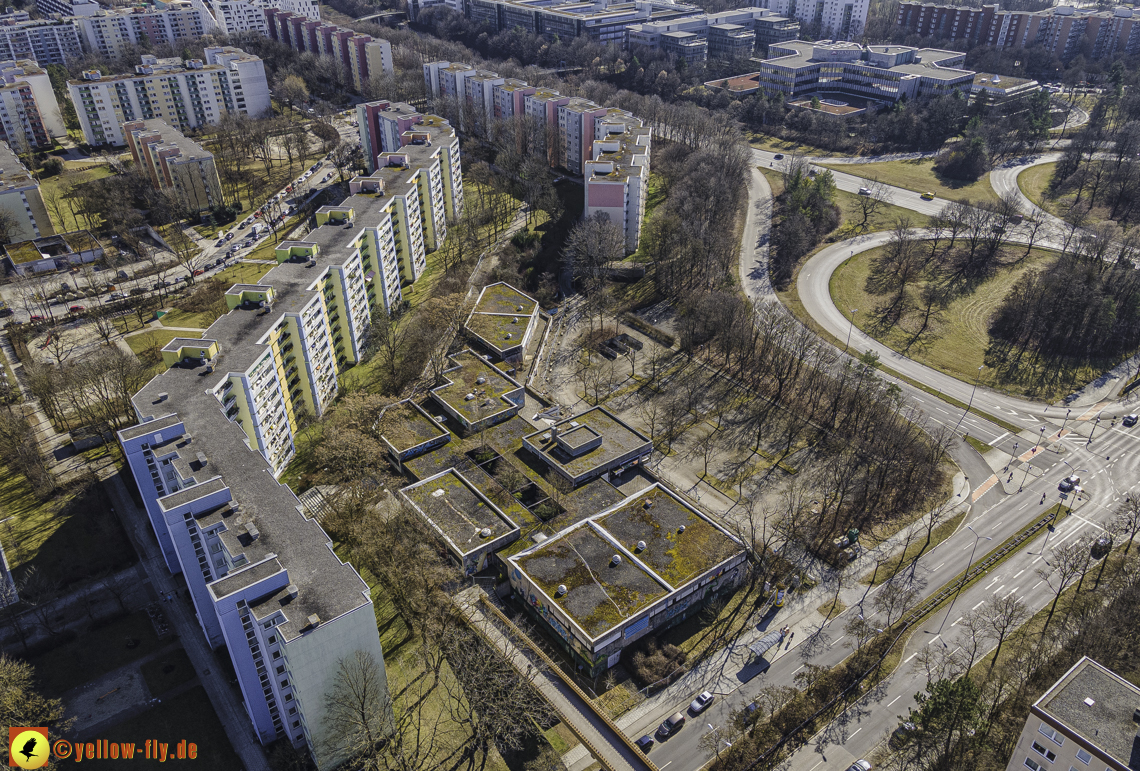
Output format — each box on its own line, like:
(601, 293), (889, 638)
(465, 312), (531, 353)
(431, 350), (521, 423)
(401, 469), (518, 555)
(472, 282), (537, 316)
(524, 407), (651, 478)
(381, 400), (450, 453)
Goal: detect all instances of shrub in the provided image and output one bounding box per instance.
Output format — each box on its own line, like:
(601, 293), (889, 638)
(40, 157), (64, 177)
(628, 639), (687, 689)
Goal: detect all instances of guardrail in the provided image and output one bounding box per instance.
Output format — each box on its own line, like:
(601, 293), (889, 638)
(477, 596), (659, 771)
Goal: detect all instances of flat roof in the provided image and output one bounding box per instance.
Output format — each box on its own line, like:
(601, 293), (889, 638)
(431, 350), (522, 424)
(471, 282), (538, 315)
(126, 119), (214, 161)
(515, 521), (668, 638)
(401, 468), (518, 557)
(379, 399), (450, 454)
(1037, 657), (1140, 768)
(524, 406), (651, 478)
(4, 231), (101, 264)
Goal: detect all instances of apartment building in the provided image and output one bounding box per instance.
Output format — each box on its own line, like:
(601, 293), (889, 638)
(751, 0), (868, 39)
(263, 8), (392, 92)
(1006, 657), (1140, 771)
(0, 60), (63, 149)
(124, 119), (222, 212)
(585, 118), (650, 253)
(192, 0), (318, 35)
(115, 236), (394, 767)
(76, 2), (211, 61)
(68, 47), (270, 146)
(461, 0), (700, 44)
(0, 19), (84, 66)
(34, 0), (99, 19)
(0, 139), (53, 242)
(708, 41), (974, 103)
(895, 3), (1140, 60)
(627, 8), (799, 60)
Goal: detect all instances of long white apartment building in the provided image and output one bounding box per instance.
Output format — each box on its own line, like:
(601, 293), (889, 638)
(68, 46), (270, 146)
(752, 0), (868, 39)
(0, 59), (64, 149)
(0, 19), (84, 66)
(34, 0), (99, 18)
(585, 118), (650, 253)
(0, 139), (53, 242)
(191, 0), (319, 35)
(76, 2), (211, 61)
(115, 227), (395, 767)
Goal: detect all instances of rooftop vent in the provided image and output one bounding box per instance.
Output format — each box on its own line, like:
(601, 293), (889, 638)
(157, 392), (169, 402)
(244, 522), (259, 540)
(196, 451), (208, 466)
(643, 499), (654, 509)
(1084, 697), (1096, 707)
(286, 583), (299, 599)
(464, 392), (476, 401)
(516, 305), (524, 312)
(479, 527), (492, 538)
(476, 376), (486, 385)
(678, 525), (686, 534)
(569, 421), (580, 428)
(636, 540), (646, 551)
(307, 613), (320, 628)
(611, 554), (622, 566)
(512, 317), (519, 324)
(505, 333), (512, 339)
(556, 583), (567, 596)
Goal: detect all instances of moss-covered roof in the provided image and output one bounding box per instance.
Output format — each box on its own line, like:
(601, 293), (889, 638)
(597, 486), (741, 589)
(401, 469), (518, 557)
(380, 400), (450, 453)
(517, 524), (667, 637)
(471, 282), (537, 316)
(524, 407), (651, 478)
(431, 350), (522, 423)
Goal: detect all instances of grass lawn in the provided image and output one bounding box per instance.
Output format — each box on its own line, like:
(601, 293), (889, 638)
(0, 472), (135, 593)
(84, 686), (242, 769)
(1016, 162), (1098, 225)
(26, 612), (161, 696)
(834, 187), (932, 232)
(820, 158), (1001, 206)
(40, 165), (114, 232)
(141, 647), (196, 697)
(861, 507), (968, 586)
(156, 309), (214, 330)
(192, 153), (319, 239)
(215, 260), (276, 285)
(748, 133), (852, 157)
(829, 245), (1105, 400)
(125, 328), (193, 375)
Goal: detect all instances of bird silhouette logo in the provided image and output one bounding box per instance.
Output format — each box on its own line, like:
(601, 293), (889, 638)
(8, 728), (49, 769)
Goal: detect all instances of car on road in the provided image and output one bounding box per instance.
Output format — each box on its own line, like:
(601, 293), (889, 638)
(130, 288), (146, 296)
(69, 305), (84, 312)
(153, 281), (168, 290)
(657, 713), (685, 738)
(225, 232), (234, 240)
(689, 692), (714, 714)
(846, 762), (872, 771)
(108, 292), (124, 300)
(634, 735), (653, 753)
(1092, 534), (1113, 559)
(215, 239), (226, 247)
(322, 173), (332, 182)
(890, 721), (917, 748)
(920, 192), (935, 200)
(29, 314), (44, 321)
(858, 186), (871, 195)
(192, 269), (204, 276)
(1124, 414), (1138, 427)
(1059, 475), (1081, 492)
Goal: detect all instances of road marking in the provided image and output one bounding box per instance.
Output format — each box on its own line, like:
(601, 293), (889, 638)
(965, 543), (975, 551)
(934, 561), (945, 570)
(986, 577), (1000, 588)
(1005, 587), (1019, 598)
(904, 652), (919, 663)
(1018, 503), (1028, 511)
(935, 407), (950, 414)
(850, 728), (863, 739)
(1013, 569), (1025, 578)
(992, 431), (1012, 445)
(887, 695), (902, 707)
(1070, 512), (1106, 531)
(1033, 580), (1044, 590)
(830, 635), (846, 647)
(807, 761), (823, 771)
(972, 600), (986, 609)
(991, 520), (1004, 530)
(928, 634), (941, 645)
(993, 584), (1006, 594)
(952, 617), (962, 626)
(660, 763), (673, 770)
(1033, 556), (1043, 564)
(793, 664), (805, 674)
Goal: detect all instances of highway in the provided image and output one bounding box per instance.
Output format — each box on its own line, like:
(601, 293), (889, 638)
(608, 145), (1140, 771)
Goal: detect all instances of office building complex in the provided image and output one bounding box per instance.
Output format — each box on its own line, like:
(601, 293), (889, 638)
(115, 246), (393, 768)
(1006, 657), (1140, 771)
(34, 0), (99, 19)
(0, 19), (84, 66)
(627, 8), (799, 61)
(895, 3), (1140, 61)
(452, 0), (699, 42)
(707, 41), (974, 104)
(68, 47), (270, 146)
(0, 139), (53, 242)
(750, 0), (867, 39)
(263, 8), (392, 93)
(75, 2), (211, 61)
(0, 60), (64, 148)
(124, 119), (223, 212)
(422, 61), (652, 252)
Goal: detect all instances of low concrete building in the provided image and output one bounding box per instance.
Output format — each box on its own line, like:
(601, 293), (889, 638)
(464, 282), (540, 361)
(378, 399), (450, 471)
(522, 406), (652, 488)
(970, 72), (1041, 105)
(2, 230), (100, 275)
(429, 349), (524, 435)
(508, 483), (746, 675)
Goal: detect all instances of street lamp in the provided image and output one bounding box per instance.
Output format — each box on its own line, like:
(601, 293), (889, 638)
(1059, 408), (1072, 436)
(1018, 427), (1047, 492)
(844, 308), (858, 354)
(955, 365), (985, 432)
(938, 524), (991, 635)
(706, 724), (733, 759)
(1087, 411), (1106, 446)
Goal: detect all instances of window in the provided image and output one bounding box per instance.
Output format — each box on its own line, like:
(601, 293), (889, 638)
(288, 707), (296, 715)
(1032, 742), (1057, 763)
(276, 665), (285, 675)
(267, 635), (277, 644)
(284, 693), (294, 702)
(1039, 724), (1065, 746)
(1074, 749), (1091, 765)
(272, 650), (281, 660)
(1023, 759), (1040, 771)
(292, 720), (300, 729)
(280, 679), (289, 687)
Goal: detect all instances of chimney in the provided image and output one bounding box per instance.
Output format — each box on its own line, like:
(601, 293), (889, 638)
(196, 451), (208, 467)
(244, 522), (259, 541)
(307, 613), (320, 628)
(157, 392), (169, 402)
(286, 583), (299, 599)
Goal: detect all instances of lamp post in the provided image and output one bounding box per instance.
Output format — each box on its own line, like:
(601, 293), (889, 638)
(1059, 408), (1072, 436)
(844, 308), (858, 354)
(939, 524), (991, 635)
(955, 365), (984, 432)
(707, 724), (733, 760)
(1018, 427), (1047, 492)
(1087, 411), (1105, 446)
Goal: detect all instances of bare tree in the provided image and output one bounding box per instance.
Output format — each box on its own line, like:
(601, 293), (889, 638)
(851, 177), (888, 233)
(978, 594), (1030, 673)
(1037, 540), (1088, 633)
(1113, 494), (1140, 555)
(321, 649), (393, 766)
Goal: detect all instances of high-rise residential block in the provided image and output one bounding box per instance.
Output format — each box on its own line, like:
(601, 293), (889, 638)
(585, 119), (651, 254)
(68, 47), (270, 146)
(124, 119), (223, 212)
(33, 0), (99, 19)
(751, 0), (868, 39)
(76, 2), (210, 61)
(0, 18), (84, 66)
(263, 7), (392, 92)
(0, 139), (53, 242)
(0, 59), (63, 149)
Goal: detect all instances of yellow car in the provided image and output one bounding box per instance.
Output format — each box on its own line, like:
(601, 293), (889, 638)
(920, 191), (935, 200)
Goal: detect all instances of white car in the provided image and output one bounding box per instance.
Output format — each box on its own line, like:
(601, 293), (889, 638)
(858, 186), (871, 195)
(847, 762), (872, 771)
(689, 692), (714, 714)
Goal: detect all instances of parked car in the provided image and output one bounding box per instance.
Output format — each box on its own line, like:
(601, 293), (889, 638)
(920, 191), (935, 200)
(890, 722), (917, 748)
(152, 281), (168, 290)
(858, 186), (871, 195)
(634, 735), (653, 753)
(192, 269), (205, 276)
(216, 239), (226, 248)
(254, 211), (262, 218)
(1123, 414), (1137, 427)
(29, 314), (44, 321)
(68, 305), (84, 312)
(1059, 475), (1081, 492)
(1092, 534), (1113, 559)
(846, 762), (873, 771)
(108, 292), (124, 300)
(689, 692), (714, 714)
(225, 232), (235, 240)
(657, 713), (685, 738)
